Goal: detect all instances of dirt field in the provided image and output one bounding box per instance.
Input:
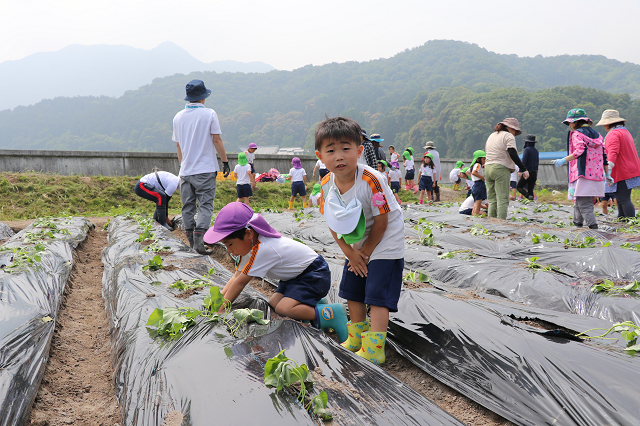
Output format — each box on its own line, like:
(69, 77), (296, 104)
(4, 216), (511, 426)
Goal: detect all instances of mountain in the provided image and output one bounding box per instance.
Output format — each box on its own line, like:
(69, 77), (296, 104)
(0, 42), (274, 111)
(1, 40), (639, 156)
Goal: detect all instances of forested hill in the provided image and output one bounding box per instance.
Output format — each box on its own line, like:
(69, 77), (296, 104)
(1, 40), (639, 157)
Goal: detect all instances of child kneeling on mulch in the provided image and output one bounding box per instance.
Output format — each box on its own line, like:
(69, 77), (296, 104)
(203, 202), (348, 342)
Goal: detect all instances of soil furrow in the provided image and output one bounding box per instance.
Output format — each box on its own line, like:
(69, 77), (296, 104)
(28, 218), (119, 426)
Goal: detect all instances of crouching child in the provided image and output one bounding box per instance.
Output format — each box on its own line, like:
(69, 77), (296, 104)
(316, 117), (405, 365)
(203, 202), (348, 341)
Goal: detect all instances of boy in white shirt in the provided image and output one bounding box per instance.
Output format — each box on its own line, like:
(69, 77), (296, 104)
(204, 202), (348, 342)
(316, 117), (405, 365)
(245, 143), (258, 189)
(313, 157), (329, 180)
(234, 152), (253, 205)
(286, 157), (308, 209)
(135, 170), (180, 231)
(459, 195), (487, 215)
(449, 160), (464, 191)
(388, 161), (402, 203)
(509, 164), (519, 200)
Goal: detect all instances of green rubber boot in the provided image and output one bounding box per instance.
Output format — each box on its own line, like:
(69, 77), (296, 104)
(340, 320), (370, 352)
(315, 303), (348, 343)
(357, 331), (387, 365)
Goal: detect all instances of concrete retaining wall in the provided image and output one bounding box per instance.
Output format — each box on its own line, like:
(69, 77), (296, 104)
(0, 149), (566, 188)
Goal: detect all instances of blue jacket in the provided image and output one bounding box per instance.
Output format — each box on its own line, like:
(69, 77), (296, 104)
(521, 142), (539, 172)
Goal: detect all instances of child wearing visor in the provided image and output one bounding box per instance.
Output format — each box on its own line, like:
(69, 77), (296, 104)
(315, 117), (405, 365)
(203, 202), (348, 342)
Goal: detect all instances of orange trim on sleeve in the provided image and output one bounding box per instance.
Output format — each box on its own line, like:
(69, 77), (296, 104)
(241, 241), (261, 275)
(362, 170), (391, 214)
(318, 174), (331, 214)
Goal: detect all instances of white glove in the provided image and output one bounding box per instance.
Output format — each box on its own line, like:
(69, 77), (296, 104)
(608, 161), (615, 171)
(605, 172), (614, 186)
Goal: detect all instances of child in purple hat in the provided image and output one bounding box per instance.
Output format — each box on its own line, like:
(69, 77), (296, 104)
(286, 157), (308, 209)
(203, 202), (348, 342)
(245, 143), (258, 189)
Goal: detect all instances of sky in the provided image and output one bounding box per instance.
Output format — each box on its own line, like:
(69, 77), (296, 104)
(1, 0), (640, 70)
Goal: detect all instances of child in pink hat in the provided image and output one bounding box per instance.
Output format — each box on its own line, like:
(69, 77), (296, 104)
(245, 143), (258, 189)
(203, 202), (348, 342)
(286, 157), (308, 209)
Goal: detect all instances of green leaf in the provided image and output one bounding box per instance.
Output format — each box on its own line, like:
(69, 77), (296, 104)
(624, 343), (640, 353)
(146, 308), (164, 327)
(203, 286), (226, 312)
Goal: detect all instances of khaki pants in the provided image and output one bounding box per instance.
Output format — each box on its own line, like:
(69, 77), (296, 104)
(485, 163), (511, 219)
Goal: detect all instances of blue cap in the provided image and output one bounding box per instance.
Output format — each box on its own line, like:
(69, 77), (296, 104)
(184, 79), (211, 102)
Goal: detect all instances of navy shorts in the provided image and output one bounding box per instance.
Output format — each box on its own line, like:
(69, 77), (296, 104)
(275, 255), (331, 306)
(510, 180), (517, 189)
(236, 183), (253, 198)
(250, 163), (255, 174)
(319, 168), (330, 179)
(419, 175), (433, 191)
(390, 181), (400, 193)
(339, 258), (404, 312)
(472, 180), (487, 201)
(291, 181), (307, 197)
(459, 208), (473, 215)
(405, 170), (415, 181)
(599, 193), (615, 202)
(454, 178), (461, 184)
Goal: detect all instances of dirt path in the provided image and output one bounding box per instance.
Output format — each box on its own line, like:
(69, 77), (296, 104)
(28, 218), (120, 426)
(199, 229), (513, 426)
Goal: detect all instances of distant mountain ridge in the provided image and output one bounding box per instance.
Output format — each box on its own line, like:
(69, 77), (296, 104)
(1, 40), (639, 156)
(0, 42), (274, 111)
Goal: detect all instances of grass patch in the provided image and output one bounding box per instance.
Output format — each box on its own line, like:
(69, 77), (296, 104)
(0, 172), (420, 220)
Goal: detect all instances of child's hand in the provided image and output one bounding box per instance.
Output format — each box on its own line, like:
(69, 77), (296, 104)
(346, 248), (369, 277)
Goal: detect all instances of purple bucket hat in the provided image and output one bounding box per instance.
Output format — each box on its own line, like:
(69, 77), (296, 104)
(292, 157), (302, 169)
(248, 143), (258, 149)
(391, 161), (399, 169)
(203, 202), (281, 244)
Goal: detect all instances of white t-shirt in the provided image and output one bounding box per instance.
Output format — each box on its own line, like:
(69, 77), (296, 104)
(459, 195), (476, 211)
(419, 164), (435, 177)
(140, 171), (180, 196)
(404, 158), (415, 171)
(289, 168), (306, 182)
(245, 150), (256, 164)
(234, 164), (252, 185)
(315, 159), (327, 170)
(172, 103), (222, 177)
(466, 179), (473, 188)
(471, 163), (484, 182)
(510, 164), (519, 182)
(389, 169), (402, 182)
(425, 150), (441, 181)
(320, 164), (404, 261)
(449, 168), (461, 182)
(237, 235), (318, 281)
(390, 152), (399, 163)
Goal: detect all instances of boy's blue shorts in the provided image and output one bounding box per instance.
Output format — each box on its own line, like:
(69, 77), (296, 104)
(275, 255), (330, 306)
(419, 175), (433, 191)
(459, 208), (473, 215)
(339, 258), (404, 312)
(291, 181), (307, 197)
(390, 181), (400, 193)
(236, 183), (253, 198)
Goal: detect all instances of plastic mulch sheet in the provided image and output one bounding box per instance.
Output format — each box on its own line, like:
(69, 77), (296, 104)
(103, 216), (463, 426)
(0, 223), (15, 240)
(0, 217), (92, 426)
(256, 204), (640, 426)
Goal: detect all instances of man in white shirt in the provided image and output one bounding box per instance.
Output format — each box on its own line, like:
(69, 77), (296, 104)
(173, 79), (230, 254)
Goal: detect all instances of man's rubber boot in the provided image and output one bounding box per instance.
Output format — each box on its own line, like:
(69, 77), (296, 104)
(315, 303), (348, 343)
(288, 201), (294, 210)
(341, 320), (370, 352)
(185, 229), (194, 248)
(573, 222), (583, 228)
(357, 331), (387, 365)
(161, 223), (174, 232)
(153, 207), (159, 222)
(303, 202), (308, 208)
(193, 228), (212, 255)
(589, 224), (599, 229)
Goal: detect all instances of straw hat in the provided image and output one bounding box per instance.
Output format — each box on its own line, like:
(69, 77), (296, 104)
(596, 109), (626, 126)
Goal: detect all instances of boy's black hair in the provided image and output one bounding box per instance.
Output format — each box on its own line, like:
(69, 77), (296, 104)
(223, 228), (248, 241)
(315, 117), (362, 151)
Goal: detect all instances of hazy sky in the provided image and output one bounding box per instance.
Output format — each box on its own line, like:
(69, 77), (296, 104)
(2, 0), (639, 70)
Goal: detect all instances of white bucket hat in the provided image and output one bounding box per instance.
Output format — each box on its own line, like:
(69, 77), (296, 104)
(596, 109), (626, 126)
